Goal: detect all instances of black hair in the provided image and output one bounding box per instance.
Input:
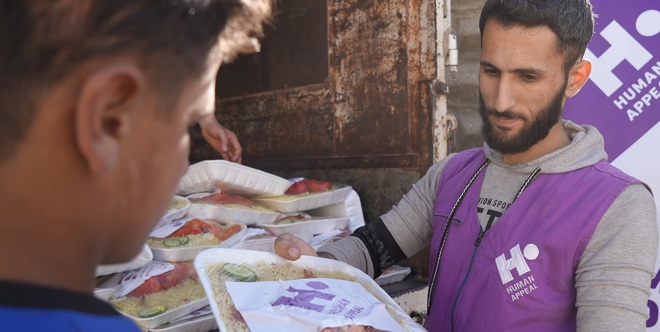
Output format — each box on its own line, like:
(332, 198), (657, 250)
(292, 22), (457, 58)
(0, 0), (269, 161)
(479, 0), (595, 72)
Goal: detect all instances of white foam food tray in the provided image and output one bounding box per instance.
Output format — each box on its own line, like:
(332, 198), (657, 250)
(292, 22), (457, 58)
(93, 287), (115, 302)
(95, 244), (153, 277)
(100, 264), (209, 330)
(185, 202), (281, 226)
(121, 298), (209, 330)
(150, 314), (216, 332)
(253, 185), (353, 213)
(149, 222), (247, 262)
(306, 189), (365, 232)
(194, 248), (426, 332)
(231, 232), (313, 253)
(375, 265), (412, 286)
(156, 196), (191, 229)
(259, 216), (350, 236)
(149, 306), (217, 332)
(100, 269), (210, 330)
(177, 160), (290, 197)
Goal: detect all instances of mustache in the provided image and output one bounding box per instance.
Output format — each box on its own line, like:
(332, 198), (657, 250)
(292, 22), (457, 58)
(484, 107), (521, 120)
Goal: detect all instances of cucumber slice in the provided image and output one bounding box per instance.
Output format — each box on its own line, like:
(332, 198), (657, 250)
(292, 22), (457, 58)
(223, 263), (257, 282)
(178, 236), (190, 245)
(138, 305), (167, 318)
(163, 239), (182, 247)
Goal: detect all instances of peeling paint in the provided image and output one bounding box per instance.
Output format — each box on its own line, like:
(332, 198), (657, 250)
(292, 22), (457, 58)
(191, 2), (450, 266)
(195, 0), (449, 171)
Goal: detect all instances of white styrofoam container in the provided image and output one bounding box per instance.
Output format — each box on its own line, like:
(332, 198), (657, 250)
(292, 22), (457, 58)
(120, 298), (209, 330)
(306, 189), (365, 232)
(259, 216), (350, 236)
(93, 287), (116, 302)
(149, 222), (248, 262)
(253, 186), (353, 213)
(375, 265), (412, 286)
(149, 314), (216, 332)
(149, 306), (218, 332)
(100, 272), (209, 330)
(177, 160), (290, 197)
(185, 202), (282, 226)
(231, 232), (313, 252)
(95, 244), (153, 277)
(193, 248), (425, 332)
(156, 196), (191, 229)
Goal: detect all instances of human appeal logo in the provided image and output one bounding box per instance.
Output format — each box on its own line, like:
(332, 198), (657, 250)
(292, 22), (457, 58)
(271, 281), (335, 312)
(585, 9), (660, 120)
(270, 281), (366, 319)
(495, 243), (540, 301)
(564, 3), (660, 161)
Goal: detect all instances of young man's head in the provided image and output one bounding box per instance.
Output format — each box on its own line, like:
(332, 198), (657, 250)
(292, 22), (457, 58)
(476, 0), (594, 159)
(0, 0), (269, 281)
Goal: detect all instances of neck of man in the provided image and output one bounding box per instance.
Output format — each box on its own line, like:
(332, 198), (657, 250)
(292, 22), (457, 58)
(501, 121), (570, 165)
(0, 155), (100, 294)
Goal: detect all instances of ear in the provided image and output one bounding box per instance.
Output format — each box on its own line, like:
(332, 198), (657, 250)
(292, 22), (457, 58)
(564, 59), (592, 98)
(74, 64), (144, 173)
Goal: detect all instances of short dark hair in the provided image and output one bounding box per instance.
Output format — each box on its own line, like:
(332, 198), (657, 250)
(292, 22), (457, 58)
(0, 0), (270, 162)
(479, 0), (594, 72)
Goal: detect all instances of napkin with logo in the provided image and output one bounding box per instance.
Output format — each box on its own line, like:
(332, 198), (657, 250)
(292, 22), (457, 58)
(226, 278), (403, 331)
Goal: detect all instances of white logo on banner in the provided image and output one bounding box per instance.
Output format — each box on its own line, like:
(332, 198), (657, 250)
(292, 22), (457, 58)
(586, 10), (660, 97)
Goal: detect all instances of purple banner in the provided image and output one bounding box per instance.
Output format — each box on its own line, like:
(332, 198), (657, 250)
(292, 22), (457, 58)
(564, 1), (660, 160)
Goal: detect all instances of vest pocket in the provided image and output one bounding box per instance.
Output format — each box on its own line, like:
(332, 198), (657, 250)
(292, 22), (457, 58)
(433, 213), (463, 229)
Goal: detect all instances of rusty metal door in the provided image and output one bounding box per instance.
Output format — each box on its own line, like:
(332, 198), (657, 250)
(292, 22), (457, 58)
(191, 0), (453, 276)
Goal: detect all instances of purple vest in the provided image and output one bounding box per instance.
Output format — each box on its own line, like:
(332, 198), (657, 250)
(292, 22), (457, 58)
(424, 148), (638, 331)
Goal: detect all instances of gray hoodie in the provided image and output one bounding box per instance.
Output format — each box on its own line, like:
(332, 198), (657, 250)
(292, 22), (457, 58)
(319, 120), (658, 331)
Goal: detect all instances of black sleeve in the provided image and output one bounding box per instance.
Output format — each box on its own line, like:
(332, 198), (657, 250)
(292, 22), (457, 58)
(350, 218), (407, 278)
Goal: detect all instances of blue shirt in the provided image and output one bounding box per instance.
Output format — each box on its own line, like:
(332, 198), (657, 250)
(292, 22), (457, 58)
(0, 279), (140, 332)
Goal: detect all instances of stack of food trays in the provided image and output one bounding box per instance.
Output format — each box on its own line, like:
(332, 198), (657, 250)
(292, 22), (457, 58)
(249, 177), (356, 248)
(96, 160), (370, 331)
(177, 160), (363, 253)
(95, 193), (248, 330)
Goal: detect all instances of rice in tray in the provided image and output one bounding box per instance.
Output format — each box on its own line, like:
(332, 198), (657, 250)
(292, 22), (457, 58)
(147, 233), (220, 249)
(206, 261), (400, 331)
(112, 278), (206, 318)
(167, 197), (189, 212)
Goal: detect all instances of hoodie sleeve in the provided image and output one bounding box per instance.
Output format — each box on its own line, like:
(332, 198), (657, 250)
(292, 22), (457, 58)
(317, 154), (455, 278)
(575, 183), (658, 331)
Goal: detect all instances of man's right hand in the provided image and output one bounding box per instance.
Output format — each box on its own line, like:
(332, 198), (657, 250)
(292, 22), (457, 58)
(274, 233), (318, 260)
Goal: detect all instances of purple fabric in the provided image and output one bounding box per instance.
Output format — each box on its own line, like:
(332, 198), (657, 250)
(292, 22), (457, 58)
(424, 148), (637, 331)
(564, 1), (660, 160)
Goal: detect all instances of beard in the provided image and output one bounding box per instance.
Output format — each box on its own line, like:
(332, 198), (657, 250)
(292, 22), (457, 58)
(478, 81), (566, 155)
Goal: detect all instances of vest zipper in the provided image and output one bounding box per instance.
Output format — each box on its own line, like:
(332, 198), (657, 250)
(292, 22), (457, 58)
(451, 241), (481, 331)
(449, 167), (540, 330)
(474, 228), (487, 246)
(427, 160), (491, 312)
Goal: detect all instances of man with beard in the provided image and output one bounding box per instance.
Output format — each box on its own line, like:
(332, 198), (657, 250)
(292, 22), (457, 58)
(275, 0), (658, 330)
